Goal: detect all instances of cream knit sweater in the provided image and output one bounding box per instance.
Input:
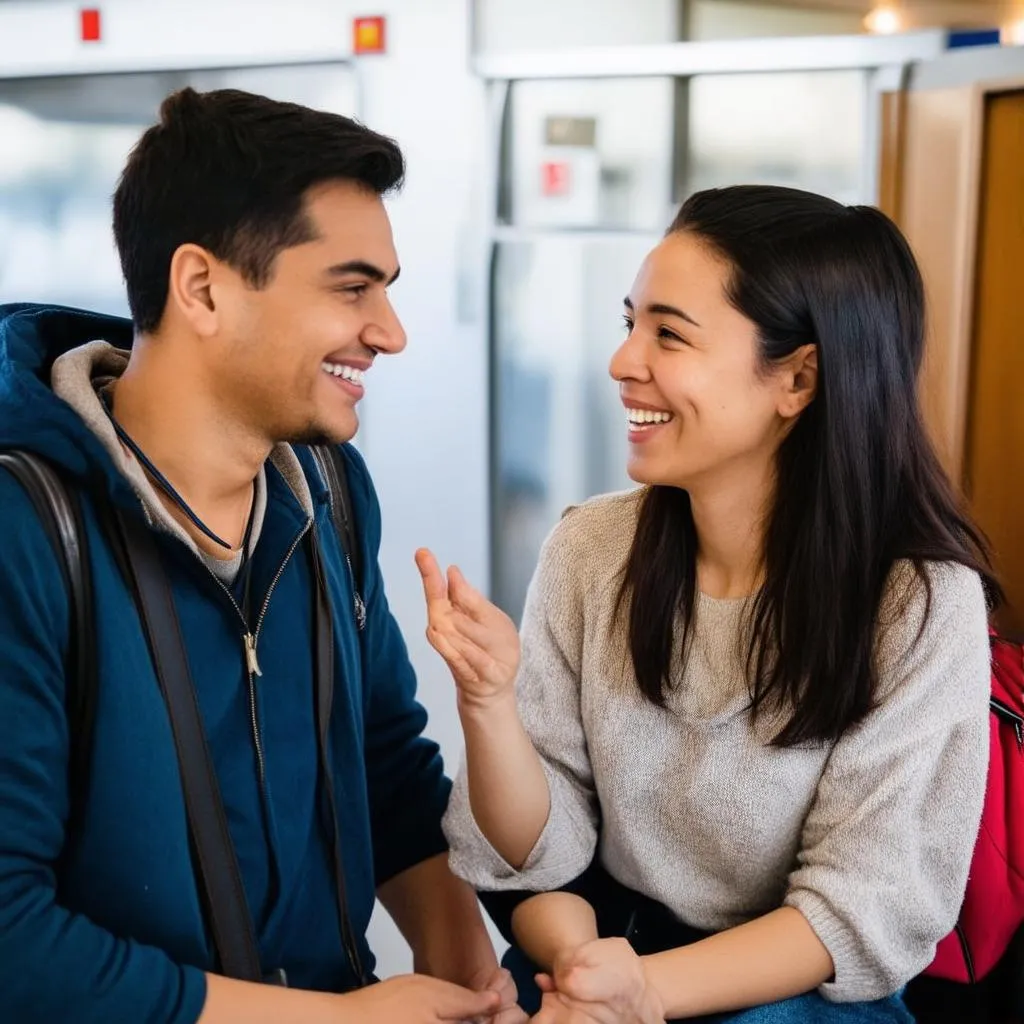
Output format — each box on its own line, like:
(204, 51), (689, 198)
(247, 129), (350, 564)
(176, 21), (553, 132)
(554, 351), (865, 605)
(443, 488), (991, 1003)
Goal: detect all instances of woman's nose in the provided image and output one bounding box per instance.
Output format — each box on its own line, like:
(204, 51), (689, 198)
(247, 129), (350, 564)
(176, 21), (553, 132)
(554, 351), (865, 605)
(609, 331), (650, 383)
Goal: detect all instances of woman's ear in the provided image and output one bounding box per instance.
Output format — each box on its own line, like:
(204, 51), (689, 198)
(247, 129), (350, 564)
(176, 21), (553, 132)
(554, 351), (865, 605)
(778, 344), (818, 419)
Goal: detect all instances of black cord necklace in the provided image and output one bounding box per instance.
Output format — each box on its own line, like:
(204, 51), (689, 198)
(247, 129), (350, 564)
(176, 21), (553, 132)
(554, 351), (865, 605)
(101, 391), (256, 561)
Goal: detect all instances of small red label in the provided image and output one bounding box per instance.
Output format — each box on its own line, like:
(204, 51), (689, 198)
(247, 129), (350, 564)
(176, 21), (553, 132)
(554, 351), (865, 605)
(353, 16), (386, 55)
(80, 8), (101, 42)
(542, 162), (571, 197)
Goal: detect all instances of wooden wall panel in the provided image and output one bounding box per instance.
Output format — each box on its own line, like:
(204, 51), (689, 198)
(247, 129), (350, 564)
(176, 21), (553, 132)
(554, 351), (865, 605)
(964, 91), (1024, 634)
(896, 85), (982, 480)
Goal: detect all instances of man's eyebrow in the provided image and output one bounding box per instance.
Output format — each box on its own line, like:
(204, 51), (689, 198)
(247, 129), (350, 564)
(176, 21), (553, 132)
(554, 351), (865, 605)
(326, 261), (401, 285)
(623, 296), (701, 328)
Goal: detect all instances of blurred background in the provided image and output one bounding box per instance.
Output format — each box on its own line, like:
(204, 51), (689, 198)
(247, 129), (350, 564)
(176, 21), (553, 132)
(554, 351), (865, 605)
(0, 0), (1020, 976)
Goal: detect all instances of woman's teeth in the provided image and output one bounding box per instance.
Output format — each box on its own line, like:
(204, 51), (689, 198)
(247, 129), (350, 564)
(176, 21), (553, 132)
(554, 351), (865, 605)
(626, 408), (673, 429)
(322, 361), (365, 386)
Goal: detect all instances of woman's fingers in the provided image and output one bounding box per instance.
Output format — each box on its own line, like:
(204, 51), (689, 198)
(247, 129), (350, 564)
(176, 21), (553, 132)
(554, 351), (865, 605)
(426, 621), (498, 684)
(415, 548), (448, 604)
(449, 608), (499, 650)
(425, 625), (479, 682)
(447, 564), (492, 621)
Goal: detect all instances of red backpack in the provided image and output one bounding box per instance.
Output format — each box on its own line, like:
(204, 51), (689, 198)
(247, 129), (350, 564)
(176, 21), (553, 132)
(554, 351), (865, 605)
(925, 631), (1024, 984)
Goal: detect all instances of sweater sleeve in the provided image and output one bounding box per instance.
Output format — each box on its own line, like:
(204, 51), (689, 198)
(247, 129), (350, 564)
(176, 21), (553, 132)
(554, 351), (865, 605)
(443, 512), (600, 892)
(784, 562), (991, 1002)
(0, 473), (207, 1024)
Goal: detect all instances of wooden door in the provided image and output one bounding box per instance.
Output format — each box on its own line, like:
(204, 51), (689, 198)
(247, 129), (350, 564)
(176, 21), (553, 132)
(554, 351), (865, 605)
(964, 90), (1024, 636)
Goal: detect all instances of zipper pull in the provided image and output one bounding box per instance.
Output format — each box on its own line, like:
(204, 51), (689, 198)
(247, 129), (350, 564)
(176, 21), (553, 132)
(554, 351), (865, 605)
(345, 553), (367, 632)
(244, 632), (263, 677)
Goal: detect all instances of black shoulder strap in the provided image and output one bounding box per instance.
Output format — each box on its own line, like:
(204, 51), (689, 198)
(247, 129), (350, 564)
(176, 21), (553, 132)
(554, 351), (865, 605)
(310, 445), (365, 631)
(0, 451), (96, 834)
(1, 451), (362, 987)
(111, 507), (263, 983)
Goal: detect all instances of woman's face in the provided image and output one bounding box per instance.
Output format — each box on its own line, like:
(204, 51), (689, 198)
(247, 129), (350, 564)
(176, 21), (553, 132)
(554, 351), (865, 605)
(610, 230), (810, 492)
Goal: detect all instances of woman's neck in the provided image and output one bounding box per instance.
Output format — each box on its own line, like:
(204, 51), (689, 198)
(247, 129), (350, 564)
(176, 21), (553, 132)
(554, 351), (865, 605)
(688, 458), (774, 600)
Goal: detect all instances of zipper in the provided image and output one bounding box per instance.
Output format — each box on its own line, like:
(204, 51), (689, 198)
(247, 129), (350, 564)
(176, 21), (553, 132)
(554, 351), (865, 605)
(990, 695), (1024, 752)
(191, 520), (312, 787)
(955, 921), (976, 984)
(345, 552), (367, 632)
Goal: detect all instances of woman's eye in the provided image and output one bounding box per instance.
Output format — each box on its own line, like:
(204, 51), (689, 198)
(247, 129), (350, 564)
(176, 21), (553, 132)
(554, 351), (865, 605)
(340, 284), (368, 298)
(658, 327), (686, 346)
(622, 315), (634, 333)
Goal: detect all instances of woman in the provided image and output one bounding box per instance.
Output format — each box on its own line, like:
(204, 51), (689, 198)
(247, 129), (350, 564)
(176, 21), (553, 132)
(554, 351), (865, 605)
(416, 185), (998, 1023)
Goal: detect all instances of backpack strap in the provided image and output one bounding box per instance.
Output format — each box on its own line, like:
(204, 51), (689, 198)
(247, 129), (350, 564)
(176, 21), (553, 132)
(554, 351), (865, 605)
(309, 445), (366, 631)
(0, 448), (366, 985)
(109, 505), (265, 983)
(0, 451), (97, 836)
(308, 523), (369, 986)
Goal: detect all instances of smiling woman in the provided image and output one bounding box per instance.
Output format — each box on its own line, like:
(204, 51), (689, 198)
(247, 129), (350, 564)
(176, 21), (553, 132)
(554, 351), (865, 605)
(427, 184), (1002, 1023)
(613, 228), (816, 516)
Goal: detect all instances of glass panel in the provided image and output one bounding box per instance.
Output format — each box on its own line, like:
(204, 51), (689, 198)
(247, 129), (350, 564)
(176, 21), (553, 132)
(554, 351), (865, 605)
(686, 70), (866, 203)
(504, 78), (676, 231)
(0, 64), (357, 315)
(492, 235), (657, 620)
(687, 1), (865, 40)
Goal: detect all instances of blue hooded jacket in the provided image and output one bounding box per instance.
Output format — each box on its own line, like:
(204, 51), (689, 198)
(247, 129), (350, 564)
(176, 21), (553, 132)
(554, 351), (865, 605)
(0, 304), (452, 1022)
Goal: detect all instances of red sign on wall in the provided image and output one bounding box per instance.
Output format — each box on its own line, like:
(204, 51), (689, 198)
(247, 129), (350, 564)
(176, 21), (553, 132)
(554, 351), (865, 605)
(80, 8), (101, 42)
(541, 161), (571, 197)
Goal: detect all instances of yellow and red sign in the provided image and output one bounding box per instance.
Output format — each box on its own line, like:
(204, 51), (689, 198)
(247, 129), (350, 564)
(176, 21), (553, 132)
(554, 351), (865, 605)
(353, 16), (386, 55)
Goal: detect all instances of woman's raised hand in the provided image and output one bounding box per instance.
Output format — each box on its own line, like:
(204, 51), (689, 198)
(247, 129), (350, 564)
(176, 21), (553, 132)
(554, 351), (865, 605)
(415, 548), (521, 711)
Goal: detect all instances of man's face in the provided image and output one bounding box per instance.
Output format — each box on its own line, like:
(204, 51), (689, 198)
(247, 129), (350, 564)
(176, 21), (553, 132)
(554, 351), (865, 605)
(212, 180), (405, 446)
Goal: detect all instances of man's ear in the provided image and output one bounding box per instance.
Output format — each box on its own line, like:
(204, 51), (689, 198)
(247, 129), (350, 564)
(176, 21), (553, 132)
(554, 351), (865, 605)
(166, 243), (220, 337)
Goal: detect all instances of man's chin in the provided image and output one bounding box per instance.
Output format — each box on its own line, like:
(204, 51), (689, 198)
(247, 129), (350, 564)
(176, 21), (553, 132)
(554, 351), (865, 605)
(284, 413), (358, 448)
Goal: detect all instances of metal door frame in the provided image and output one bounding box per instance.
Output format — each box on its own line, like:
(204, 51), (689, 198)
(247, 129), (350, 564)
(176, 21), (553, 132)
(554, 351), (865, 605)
(475, 29), (950, 236)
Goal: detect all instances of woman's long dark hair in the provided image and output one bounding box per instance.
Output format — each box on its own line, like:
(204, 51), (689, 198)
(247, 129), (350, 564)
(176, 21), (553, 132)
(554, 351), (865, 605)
(619, 185), (1001, 746)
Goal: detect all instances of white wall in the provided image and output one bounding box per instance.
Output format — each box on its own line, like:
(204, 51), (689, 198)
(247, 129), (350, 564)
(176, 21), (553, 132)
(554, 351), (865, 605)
(475, 0), (680, 51)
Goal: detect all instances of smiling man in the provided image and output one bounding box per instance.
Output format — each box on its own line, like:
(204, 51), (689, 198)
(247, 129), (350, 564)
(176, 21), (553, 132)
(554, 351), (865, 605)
(0, 88), (521, 1024)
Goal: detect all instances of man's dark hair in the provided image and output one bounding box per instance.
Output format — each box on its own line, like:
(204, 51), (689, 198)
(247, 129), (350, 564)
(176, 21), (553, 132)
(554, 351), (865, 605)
(113, 87), (405, 333)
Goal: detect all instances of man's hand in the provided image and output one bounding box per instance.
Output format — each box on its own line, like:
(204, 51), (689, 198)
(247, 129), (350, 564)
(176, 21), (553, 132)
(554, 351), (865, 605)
(533, 938), (664, 1024)
(341, 974), (501, 1023)
(416, 548), (521, 712)
(475, 965), (529, 1024)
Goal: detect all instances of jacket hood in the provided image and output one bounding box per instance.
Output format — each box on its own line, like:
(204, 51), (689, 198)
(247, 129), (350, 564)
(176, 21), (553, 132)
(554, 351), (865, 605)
(0, 302), (138, 504)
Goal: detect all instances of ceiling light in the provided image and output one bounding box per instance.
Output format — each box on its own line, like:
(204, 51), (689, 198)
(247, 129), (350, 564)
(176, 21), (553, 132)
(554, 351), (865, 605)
(864, 6), (903, 35)
(1003, 18), (1024, 44)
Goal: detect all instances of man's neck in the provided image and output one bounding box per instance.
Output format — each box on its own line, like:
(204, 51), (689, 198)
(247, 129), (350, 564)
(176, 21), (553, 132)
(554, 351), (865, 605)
(112, 341), (270, 555)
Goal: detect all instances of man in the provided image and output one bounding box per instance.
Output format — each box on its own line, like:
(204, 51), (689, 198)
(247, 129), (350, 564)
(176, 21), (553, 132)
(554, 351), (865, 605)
(0, 88), (521, 1024)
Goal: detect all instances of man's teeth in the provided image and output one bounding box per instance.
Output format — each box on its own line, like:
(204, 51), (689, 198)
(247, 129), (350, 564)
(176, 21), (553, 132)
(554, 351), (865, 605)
(626, 408), (673, 426)
(322, 361), (365, 385)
